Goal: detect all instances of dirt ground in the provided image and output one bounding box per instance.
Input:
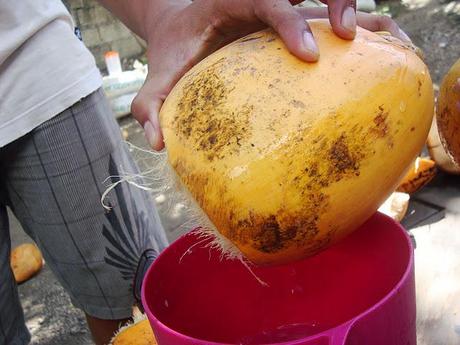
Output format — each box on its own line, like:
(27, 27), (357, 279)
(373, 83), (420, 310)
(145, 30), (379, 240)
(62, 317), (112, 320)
(11, 0), (459, 344)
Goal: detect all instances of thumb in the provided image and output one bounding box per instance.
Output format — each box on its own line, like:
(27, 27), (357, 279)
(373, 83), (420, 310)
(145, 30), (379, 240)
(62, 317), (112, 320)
(131, 75), (168, 151)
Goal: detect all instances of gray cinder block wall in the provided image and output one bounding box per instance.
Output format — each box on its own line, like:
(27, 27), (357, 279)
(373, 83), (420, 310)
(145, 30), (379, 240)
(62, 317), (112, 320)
(63, 0), (146, 68)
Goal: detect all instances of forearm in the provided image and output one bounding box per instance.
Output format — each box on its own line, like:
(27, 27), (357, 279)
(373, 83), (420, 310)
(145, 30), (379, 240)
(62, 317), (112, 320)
(97, 0), (191, 40)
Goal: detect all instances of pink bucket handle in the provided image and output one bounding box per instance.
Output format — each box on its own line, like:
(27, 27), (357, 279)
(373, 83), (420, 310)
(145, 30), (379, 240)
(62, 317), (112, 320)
(328, 321), (353, 345)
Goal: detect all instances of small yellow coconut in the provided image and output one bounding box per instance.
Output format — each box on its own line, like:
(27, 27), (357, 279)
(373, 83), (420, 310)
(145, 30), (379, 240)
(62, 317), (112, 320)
(437, 58), (460, 165)
(396, 157), (437, 194)
(10, 243), (44, 283)
(111, 313), (157, 345)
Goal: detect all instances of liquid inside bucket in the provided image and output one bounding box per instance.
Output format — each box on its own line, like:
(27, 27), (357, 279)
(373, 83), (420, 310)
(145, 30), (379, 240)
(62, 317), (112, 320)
(143, 213), (412, 344)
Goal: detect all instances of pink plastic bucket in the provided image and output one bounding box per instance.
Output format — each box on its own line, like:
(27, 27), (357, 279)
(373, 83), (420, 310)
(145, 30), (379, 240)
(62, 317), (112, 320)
(142, 212), (415, 345)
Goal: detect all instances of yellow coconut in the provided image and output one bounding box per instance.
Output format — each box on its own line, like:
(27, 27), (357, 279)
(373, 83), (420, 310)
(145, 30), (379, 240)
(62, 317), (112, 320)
(437, 58), (460, 165)
(10, 243), (44, 283)
(160, 19), (434, 265)
(111, 319), (157, 345)
(396, 157), (436, 194)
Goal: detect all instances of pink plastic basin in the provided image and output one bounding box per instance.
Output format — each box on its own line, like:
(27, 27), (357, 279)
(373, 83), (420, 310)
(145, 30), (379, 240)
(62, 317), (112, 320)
(142, 212), (416, 345)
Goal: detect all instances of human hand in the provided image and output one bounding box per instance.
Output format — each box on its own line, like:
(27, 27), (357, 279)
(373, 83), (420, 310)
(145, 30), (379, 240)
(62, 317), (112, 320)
(131, 0), (410, 150)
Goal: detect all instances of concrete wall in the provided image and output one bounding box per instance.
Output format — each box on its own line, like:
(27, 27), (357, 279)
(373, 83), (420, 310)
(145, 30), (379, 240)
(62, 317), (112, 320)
(63, 0), (145, 69)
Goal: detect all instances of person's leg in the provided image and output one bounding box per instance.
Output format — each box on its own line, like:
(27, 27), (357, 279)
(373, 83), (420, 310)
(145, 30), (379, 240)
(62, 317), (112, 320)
(3, 89), (168, 345)
(0, 180), (31, 344)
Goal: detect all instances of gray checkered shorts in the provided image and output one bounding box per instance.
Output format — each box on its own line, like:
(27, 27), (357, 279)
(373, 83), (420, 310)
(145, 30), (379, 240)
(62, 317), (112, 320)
(0, 89), (168, 345)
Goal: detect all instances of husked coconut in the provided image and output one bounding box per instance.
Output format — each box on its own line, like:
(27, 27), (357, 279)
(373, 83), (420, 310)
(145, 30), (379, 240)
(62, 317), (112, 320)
(160, 19), (434, 264)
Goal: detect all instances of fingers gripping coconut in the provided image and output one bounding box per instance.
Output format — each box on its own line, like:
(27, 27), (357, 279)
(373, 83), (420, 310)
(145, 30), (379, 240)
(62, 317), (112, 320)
(160, 20), (434, 265)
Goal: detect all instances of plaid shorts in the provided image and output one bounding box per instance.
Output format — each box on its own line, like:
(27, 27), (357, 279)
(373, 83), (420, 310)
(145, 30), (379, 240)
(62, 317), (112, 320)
(0, 89), (168, 345)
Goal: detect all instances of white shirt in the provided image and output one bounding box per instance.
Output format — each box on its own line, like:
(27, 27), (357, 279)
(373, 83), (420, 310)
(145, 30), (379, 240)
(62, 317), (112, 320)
(0, 1), (102, 147)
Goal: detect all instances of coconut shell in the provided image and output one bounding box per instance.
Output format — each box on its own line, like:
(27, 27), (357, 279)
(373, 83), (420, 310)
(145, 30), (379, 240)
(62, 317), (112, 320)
(437, 58), (460, 165)
(397, 157), (437, 194)
(427, 117), (460, 174)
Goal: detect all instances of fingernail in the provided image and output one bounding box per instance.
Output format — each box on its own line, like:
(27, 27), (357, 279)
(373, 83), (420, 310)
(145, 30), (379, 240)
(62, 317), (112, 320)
(398, 28), (412, 43)
(303, 31), (319, 57)
(143, 121), (157, 149)
(341, 7), (356, 33)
